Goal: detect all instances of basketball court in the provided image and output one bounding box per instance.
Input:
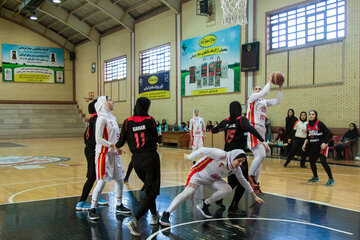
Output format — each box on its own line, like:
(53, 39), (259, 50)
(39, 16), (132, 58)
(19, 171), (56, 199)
(1, 0), (359, 239)
(0, 138), (359, 239)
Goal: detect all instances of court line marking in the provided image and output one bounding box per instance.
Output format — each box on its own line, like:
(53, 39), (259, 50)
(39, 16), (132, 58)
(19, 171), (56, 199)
(0, 176), (86, 186)
(265, 192), (360, 213)
(0, 172), (188, 187)
(3, 175), (360, 213)
(261, 171), (360, 177)
(5, 180), (184, 204)
(3, 178), (360, 212)
(8, 181), (86, 203)
(147, 217), (353, 239)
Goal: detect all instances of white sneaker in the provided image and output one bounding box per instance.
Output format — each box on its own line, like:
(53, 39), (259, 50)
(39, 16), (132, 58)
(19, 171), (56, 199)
(126, 218), (140, 236)
(150, 212), (160, 225)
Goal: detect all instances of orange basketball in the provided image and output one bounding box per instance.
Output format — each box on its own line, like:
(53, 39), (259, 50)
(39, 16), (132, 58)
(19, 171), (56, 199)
(271, 72), (285, 86)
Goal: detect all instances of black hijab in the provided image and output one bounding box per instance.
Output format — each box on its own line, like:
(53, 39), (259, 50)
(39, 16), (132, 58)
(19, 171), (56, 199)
(229, 101), (242, 124)
(299, 111), (307, 122)
(88, 99), (97, 114)
(308, 110), (318, 126)
(286, 109), (297, 125)
(343, 123), (358, 140)
(133, 97), (151, 116)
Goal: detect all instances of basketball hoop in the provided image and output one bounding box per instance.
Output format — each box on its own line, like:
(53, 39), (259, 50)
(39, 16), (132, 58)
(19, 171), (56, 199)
(220, 0), (248, 25)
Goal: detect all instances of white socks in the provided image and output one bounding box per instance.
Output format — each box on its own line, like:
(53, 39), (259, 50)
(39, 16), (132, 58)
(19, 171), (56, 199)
(115, 179), (123, 206)
(91, 179), (106, 208)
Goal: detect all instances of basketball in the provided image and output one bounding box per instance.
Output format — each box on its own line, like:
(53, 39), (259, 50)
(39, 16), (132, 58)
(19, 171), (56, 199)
(271, 72), (285, 86)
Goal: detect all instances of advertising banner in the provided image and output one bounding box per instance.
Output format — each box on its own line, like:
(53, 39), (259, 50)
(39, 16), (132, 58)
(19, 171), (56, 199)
(181, 26), (240, 96)
(2, 44), (65, 83)
(138, 71), (170, 100)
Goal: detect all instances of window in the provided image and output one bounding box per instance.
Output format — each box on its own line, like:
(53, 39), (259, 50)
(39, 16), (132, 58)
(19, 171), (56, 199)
(268, 0), (345, 51)
(140, 44), (170, 75)
(104, 56), (127, 82)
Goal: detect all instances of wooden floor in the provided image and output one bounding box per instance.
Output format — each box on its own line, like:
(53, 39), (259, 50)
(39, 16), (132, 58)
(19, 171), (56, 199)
(0, 137), (359, 212)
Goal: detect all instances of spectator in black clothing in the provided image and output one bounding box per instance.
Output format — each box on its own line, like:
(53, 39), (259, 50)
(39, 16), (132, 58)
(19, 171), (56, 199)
(286, 109), (298, 153)
(76, 99), (108, 211)
(161, 119), (168, 131)
(335, 123), (358, 160)
(302, 110), (334, 186)
(206, 121), (213, 132)
(284, 111), (308, 168)
(185, 121), (190, 131)
(212, 101), (269, 215)
(116, 97), (160, 236)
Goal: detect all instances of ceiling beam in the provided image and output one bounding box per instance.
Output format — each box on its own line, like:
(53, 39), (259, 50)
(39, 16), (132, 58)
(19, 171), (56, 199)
(37, 1), (100, 44)
(58, 0), (70, 7)
(68, 32), (81, 41)
(70, 2), (88, 14)
(13, 0), (23, 12)
(85, 0), (134, 32)
(80, 9), (99, 21)
(0, 0), (8, 8)
(127, 0), (152, 12)
(92, 17), (111, 28)
(0, 7), (74, 52)
(36, 13), (47, 22)
(57, 26), (69, 34)
(47, 19), (58, 29)
(159, 0), (180, 14)
(120, 0), (153, 22)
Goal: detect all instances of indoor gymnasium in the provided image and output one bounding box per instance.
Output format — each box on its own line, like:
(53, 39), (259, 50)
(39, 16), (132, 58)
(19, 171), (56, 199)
(0, 0), (359, 239)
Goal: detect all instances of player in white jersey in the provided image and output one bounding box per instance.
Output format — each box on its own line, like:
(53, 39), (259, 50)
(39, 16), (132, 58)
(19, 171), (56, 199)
(189, 109), (206, 152)
(247, 76), (283, 195)
(87, 96), (131, 221)
(159, 148), (264, 226)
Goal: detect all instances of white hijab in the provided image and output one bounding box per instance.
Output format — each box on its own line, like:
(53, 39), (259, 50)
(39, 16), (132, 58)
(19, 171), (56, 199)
(95, 96), (116, 121)
(227, 149), (246, 172)
(193, 109), (199, 121)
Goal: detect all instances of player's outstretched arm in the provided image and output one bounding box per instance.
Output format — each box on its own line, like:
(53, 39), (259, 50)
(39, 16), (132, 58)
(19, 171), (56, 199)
(251, 192), (264, 204)
(302, 139), (309, 152)
(266, 90), (283, 107)
(248, 83), (271, 103)
(188, 147), (226, 161)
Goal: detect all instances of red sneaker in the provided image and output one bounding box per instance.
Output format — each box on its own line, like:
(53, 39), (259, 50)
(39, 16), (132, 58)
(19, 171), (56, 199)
(249, 176), (264, 196)
(249, 176), (257, 188)
(255, 184), (264, 196)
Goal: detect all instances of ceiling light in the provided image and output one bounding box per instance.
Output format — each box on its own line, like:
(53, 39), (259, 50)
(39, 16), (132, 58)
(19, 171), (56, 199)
(30, 15), (37, 20)
(52, 0), (61, 3)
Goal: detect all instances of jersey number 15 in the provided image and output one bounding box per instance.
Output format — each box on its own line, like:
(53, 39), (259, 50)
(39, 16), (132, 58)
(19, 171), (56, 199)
(226, 129), (236, 143)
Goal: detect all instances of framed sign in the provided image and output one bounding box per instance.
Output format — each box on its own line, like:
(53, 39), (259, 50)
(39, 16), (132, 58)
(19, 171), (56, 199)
(241, 41), (260, 72)
(138, 71), (170, 100)
(2, 44), (65, 83)
(181, 26), (240, 96)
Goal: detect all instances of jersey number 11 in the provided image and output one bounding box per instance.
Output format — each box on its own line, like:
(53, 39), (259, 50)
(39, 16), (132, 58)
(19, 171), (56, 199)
(134, 132), (145, 149)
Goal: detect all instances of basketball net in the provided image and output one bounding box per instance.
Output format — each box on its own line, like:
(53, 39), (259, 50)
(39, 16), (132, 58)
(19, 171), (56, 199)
(220, 0), (248, 25)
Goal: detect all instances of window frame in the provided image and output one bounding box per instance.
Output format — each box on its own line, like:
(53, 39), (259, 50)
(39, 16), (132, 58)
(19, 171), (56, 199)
(266, 0), (346, 54)
(139, 43), (171, 76)
(104, 55), (127, 82)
